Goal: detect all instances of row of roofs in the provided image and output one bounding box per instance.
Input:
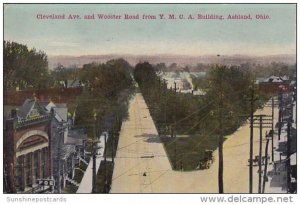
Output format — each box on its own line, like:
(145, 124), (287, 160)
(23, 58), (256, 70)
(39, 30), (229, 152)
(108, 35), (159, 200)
(257, 75), (295, 84)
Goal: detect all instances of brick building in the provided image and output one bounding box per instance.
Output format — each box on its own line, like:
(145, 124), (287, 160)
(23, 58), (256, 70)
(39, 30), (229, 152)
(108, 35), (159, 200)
(258, 75), (292, 94)
(4, 98), (53, 193)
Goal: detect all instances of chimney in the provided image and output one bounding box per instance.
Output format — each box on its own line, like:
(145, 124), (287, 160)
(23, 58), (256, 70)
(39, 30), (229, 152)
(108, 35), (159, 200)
(33, 92), (38, 101)
(50, 107), (55, 116)
(11, 109), (17, 118)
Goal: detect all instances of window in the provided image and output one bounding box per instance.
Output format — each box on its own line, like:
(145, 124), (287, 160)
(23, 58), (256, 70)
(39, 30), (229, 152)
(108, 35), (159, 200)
(34, 151), (39, 179)
(28, 108), (40, 119)
(25, 154), (31, 186)
(41, 149), (46, 178)
(16, 156), (23, 189)
(41, 148), (48, 178)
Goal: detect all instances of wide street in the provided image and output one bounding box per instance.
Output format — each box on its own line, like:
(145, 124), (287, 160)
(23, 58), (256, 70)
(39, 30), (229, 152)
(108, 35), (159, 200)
(111, 92), (172, 193)
(111, 91), (279, 193)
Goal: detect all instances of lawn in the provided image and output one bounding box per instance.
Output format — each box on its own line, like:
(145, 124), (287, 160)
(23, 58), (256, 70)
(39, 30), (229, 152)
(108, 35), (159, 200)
(95, 161), (114, 193)
(161, 133), (219, 171)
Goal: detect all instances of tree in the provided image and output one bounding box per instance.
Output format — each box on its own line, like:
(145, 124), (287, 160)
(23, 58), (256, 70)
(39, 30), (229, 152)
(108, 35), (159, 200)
(4, 41), (50, 90)
(206, 64), (227, 193)
(205, 64), (256, 193)
(74, 59), (133, 135)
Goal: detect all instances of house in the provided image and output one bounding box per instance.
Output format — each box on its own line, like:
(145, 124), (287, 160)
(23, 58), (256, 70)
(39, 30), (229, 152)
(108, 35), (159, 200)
(258, 76), (291, 94)
(265, 76), (284, 83)
(60, 79), (83, 88)
(43, 101), (87, 192)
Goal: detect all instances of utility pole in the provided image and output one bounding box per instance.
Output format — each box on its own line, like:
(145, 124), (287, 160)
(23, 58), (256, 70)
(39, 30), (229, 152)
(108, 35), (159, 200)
(264, 97), (281, 162)
(216, 57), (224, 194)
(174, 140), (177, 170)
(173, 81), (177, 138)
(104, 133), (107, 193)
(278, 89), (283, 140)
(57, 129), (62, 193)
(92, 112), (98, 193)
(163, 79), (167, 136)
(180, 154), (183, 171)
(92, 152), (96, 193)
(278, 108), (282, 141)
(262, 131), (270, 193)
(252, 114), (272, 193)
(271, 97), (274, 162)
(263, 97), (279, 162)
(158, 78), (161, 101)
(249, 85), (255, 194)
(286, 118), (291, 193)
(218, 66), (224, 194)
(112, 117), (115, 165)
(290, 95), (294, 123)
(258, 116), (263, 194)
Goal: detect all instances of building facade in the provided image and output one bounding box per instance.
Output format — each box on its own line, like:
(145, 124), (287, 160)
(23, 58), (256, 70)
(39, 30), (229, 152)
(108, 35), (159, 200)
(4, 98), (88, 193)
(4, 99), (53, 193)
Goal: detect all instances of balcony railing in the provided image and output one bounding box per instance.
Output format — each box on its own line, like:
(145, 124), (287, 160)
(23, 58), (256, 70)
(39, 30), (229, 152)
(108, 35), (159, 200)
(16, 114), (52, 128)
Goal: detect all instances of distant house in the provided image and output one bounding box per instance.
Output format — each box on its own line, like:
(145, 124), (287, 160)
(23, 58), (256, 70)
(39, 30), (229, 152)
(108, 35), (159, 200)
(158, 71), (207, 96)
(60, 79), (83, 88)
(180, 89), (206, 96)
(258, 75), (291, 94)
(265, 76), (284, 83)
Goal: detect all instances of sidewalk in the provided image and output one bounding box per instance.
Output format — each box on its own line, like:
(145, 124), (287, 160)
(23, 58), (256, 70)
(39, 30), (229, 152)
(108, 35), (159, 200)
(263, 129), (287, 193)
(263, 100), (296, 193)
(76, 135), (107, 193)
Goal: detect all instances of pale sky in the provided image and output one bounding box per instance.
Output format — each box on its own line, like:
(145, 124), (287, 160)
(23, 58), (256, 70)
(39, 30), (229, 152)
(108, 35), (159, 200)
(4, 4), (296, 56)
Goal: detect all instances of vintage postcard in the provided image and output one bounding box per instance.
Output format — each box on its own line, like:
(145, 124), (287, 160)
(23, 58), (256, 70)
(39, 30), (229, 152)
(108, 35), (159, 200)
(2, 2), (297, 198)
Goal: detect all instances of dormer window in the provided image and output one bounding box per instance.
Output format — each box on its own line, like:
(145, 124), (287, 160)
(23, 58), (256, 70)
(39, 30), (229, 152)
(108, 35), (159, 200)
(28, 108), (40, 119)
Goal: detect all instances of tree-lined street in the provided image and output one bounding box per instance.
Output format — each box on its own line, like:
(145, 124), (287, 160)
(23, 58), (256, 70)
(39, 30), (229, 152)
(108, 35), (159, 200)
(111, 90), (282, 193)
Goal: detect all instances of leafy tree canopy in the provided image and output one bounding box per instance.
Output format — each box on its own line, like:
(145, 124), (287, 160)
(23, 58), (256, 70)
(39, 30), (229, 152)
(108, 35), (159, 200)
(4, 41), (50, 90)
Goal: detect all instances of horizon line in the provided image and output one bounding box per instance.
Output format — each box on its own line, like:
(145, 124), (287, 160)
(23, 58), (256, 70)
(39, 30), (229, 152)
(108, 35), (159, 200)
(48, 53), (296, 58)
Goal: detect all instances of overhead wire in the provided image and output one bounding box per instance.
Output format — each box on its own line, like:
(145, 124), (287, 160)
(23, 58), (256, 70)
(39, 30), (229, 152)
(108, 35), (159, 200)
(111, 84), (272, 187)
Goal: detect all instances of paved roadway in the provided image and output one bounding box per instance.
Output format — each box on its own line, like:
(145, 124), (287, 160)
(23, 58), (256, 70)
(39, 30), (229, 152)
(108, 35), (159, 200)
(111, 92), (279, 193)
(111, 92), (172, 193)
